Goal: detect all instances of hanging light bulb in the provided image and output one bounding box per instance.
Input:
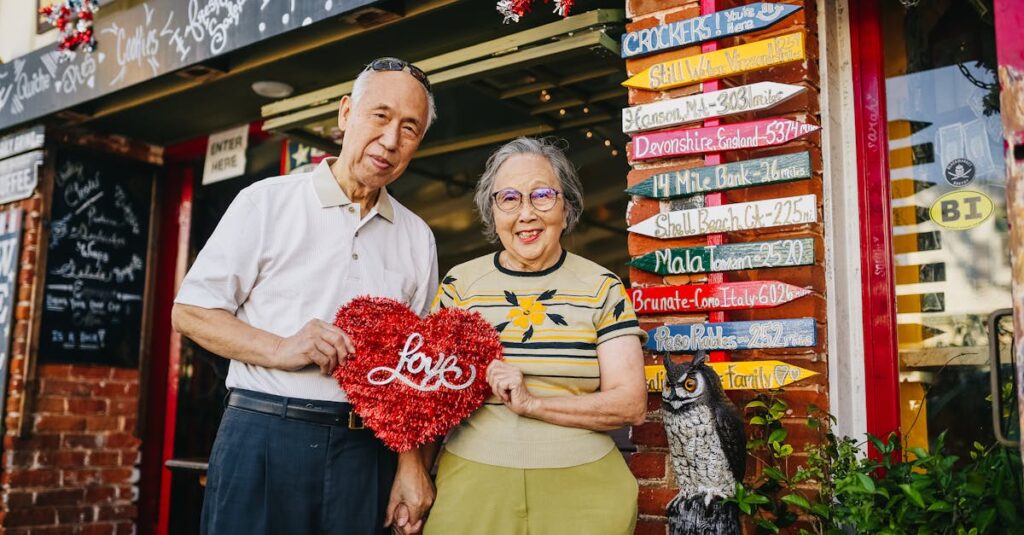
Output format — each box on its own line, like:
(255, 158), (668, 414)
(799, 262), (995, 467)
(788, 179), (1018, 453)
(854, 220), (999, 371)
(611, 149), (620, 156)
(559, 108), (567, 116)
(582, 106), (590, 114)
(604, 139), (612, 147)
(539, 89), (551, 102)
(585, 130), (594, 139)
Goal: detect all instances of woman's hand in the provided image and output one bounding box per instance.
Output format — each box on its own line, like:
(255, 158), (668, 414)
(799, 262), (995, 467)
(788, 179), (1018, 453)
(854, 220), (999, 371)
(486, 360), (536, 416)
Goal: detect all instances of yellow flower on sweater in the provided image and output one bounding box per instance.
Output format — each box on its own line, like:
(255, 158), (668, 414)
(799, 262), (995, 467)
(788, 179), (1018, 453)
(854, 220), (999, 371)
(507, 297), (547, 328)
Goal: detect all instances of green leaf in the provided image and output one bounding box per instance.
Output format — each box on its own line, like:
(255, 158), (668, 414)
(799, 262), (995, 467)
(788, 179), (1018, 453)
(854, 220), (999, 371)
(749, 416), (766, 425)
(763, 466), (786, 481)
(778, 444), (794, 457)
(755, 519), (780, 534)
(745, 494), (770, 505)
(855, 472), (876, 493)
(899, 483), (925, 508)
(769, 428), (788, 444)
(781, 494), (811, 510)
(927, 501), (953, 512)
(811, 504), (831, 518)
(745, 400), (768, 410)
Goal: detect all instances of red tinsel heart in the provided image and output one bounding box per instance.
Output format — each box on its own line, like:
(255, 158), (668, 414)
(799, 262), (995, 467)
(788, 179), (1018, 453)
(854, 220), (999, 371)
(333, 296), (503, 452)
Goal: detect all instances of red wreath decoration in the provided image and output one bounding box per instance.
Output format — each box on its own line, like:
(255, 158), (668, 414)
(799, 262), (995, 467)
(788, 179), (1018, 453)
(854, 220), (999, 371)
(497, 0), (575, 23)
(39, 0), (99, 57)
(333, 296), (503, 452)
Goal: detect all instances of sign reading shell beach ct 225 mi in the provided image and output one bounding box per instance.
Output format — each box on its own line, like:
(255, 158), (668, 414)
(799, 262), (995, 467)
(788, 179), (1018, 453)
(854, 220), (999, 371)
(620, 3), (802, 59)
(628, 194), (817, 239)
(623, 32), (805, 91)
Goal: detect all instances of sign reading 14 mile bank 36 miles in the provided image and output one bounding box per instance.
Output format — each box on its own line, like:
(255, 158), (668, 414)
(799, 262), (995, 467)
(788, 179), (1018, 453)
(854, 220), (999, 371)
(629, 119), (819, 162)
(620, 3), (802, 59)
(623, 32), (805, 91)
(622, 82), (806, 134)
(628, 194), (817, 239)
(626, 152), (812, 199)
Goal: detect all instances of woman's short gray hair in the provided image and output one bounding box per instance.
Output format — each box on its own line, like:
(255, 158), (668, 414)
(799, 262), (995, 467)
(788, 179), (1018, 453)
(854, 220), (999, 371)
(474, 137), (584, 243)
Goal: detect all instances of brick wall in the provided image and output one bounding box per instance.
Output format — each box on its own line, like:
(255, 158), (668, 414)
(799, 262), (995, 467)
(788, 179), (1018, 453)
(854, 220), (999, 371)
(1, 194), (141, 534)
(622, 1), (826, 533)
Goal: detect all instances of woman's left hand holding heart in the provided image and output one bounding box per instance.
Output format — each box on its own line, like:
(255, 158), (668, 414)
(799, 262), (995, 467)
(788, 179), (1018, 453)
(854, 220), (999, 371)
(486, 361), (536, 416)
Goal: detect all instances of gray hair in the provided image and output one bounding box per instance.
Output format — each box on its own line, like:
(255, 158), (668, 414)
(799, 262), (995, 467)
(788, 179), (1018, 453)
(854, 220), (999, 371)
(474, 137), (584, 243)
(351, 68), (438, 131)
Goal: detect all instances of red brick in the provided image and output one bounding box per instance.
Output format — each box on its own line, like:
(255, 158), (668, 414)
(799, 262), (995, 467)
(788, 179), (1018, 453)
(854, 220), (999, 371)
(56, 505), (94, 523)
(629, 451), (667, 479)
(4, 506), (57, 527)
(40, 379), (92, 397)
(34, 415), (86, 432)
(34, 488), (86, 506)
(103, 433), (141, 449)
(635, 519), (668, 535)
(6, 469), (60, 487)
(111, 368), (139, 381)
(9, 433), (62, 450)
(39, 364), (74, 378)
(96, 504), (137, 521)
(108, 399), (136, 416)
(637, 486), (678, 516)
(631, 422), (669, 448)
(88, 451), (121, 467)
(115, 522), (135, 535)
(67, 397), (109, 414)
(63, 433), (101, 449)
(70, 365), (114, 379)
(36, 396), (68, 413)
(85, 486), (117, 502)
(6, 490), (35, 508)
(100, 468), (134, 484)
(79, 525), (115, 535)
(85, 416), (122, 432)
(37, 450), (86, 468)
(61, 469), (99, 486)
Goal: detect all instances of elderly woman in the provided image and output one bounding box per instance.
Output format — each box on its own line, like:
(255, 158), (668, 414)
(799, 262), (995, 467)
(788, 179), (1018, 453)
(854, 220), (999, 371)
(423, 137), (648, 535)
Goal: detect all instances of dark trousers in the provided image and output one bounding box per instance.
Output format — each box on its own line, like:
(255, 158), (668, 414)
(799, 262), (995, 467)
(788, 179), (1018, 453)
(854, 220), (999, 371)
(201, 390), (397, 535)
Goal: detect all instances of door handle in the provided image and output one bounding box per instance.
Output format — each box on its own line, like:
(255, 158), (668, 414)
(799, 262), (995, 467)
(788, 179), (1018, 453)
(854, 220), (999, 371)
(988, 308), (1018, 448)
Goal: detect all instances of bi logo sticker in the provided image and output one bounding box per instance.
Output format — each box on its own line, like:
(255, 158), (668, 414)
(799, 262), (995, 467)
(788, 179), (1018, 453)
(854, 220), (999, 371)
(929, 190), (993, 230)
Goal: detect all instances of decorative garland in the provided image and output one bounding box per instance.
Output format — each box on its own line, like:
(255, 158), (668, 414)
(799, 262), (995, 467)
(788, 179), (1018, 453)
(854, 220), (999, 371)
(497, 0), (574, 23)
(39, 0), (99, 57)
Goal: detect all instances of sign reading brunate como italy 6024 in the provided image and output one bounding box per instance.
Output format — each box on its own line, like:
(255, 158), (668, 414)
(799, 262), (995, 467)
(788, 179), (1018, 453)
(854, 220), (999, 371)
(629, 281), (811, 315)
(628, 194), (817, 239)
(626, 152), (812, 199)
(622, 82), (806, 134)
(629, 119), (819, 162)
(623, 32), (805, 91)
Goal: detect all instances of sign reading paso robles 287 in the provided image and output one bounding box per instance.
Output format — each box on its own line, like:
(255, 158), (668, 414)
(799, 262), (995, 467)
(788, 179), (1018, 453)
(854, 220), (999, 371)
(629, 119), (818, 161)
(646, 319), (817, 351)
(628, 194), (817, 239)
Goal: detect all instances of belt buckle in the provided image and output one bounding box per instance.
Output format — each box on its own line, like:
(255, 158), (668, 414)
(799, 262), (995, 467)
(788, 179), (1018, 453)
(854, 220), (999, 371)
(348, 411), (365, 430)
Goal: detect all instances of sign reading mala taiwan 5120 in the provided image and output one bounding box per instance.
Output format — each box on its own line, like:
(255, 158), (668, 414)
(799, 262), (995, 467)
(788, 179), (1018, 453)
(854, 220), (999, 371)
(630, 238), (815, 276)
(629, 119), (818, 162)
(38, 150), (153, 367)
(628, 194), (817, 239)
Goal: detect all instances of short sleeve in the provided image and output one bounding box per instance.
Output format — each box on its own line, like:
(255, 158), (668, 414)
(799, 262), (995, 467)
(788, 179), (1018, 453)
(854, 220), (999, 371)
(430, 270), (457, 313)
(174, 190), (262, 313)
(410, 231), (439, 318)
(595, 274), (647, 345)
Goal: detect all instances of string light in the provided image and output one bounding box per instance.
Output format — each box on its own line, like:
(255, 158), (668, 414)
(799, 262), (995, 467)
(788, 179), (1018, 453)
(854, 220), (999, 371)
(559, 108), (567, 116)
(582, 106), (590, 114)
(603, 139), (612, 147)
(585, 130), (593, 139)
(539, 89), (551, 102)
(611, 149), (620, 156)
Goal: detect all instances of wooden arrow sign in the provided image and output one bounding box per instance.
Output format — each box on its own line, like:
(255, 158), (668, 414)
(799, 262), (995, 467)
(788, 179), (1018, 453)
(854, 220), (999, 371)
(895, 263), (946, 285)
(630, 238), (815, 276)
(893, 231), (941, 254)
(621, 3), (802, 59)
(896, 292), (945, 314)
(891, 179), (937, 199)
(645, 360), (818, 392)
(646, 318), (817, 352)
(628, 194), (817, 239)
(623, 32), (805, 91)
(888, 120), (931, 140)
(626, 152), (812, 199)
(890, 143), (935, 167)
(897, 323), (946, 345)
(622, 82), (806, 134)
(629, 119), (819, 162)
(629, 281), (811, 315)
(892, 205), (930, 226)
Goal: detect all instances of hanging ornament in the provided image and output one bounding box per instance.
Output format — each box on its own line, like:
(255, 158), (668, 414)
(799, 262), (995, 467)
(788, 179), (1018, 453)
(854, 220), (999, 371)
(39, 0), (99, 60)
(497, 0), (574, 23)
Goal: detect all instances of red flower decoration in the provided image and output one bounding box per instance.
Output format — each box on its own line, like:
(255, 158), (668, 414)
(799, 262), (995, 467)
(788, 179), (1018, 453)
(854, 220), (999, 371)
(497, 0), (574, 23)
(333, 296), (503, 452)
(39, 0), (99, 57)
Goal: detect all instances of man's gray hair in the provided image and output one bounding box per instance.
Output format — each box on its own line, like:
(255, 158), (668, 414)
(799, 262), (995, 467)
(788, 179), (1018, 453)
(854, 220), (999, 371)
(474, 137), (584, 243)
(350, 68), (438, 131)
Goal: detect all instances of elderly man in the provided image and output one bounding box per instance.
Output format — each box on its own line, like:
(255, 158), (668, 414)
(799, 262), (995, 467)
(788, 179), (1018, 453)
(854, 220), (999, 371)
(172, 58), (438, 535)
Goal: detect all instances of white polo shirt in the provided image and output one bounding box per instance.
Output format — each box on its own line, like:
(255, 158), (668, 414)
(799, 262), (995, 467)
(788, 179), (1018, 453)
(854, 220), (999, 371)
(175, 158), (438, 401)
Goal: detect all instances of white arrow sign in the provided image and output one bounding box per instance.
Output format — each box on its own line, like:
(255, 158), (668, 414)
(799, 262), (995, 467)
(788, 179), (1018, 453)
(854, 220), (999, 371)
(622, 82), (806, 134)
(628, 194), (818, 239)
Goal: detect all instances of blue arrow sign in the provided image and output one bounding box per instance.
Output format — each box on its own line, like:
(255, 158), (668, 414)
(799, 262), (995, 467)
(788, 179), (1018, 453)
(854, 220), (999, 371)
(621, 3), (802, 59)
(645, 318), (816, 352)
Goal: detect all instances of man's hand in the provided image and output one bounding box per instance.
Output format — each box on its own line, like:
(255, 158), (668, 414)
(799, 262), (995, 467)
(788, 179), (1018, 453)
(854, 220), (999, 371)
(271, 319), (354, 375)
(486, 360), (536, 416)
(385, 452), (435, 534)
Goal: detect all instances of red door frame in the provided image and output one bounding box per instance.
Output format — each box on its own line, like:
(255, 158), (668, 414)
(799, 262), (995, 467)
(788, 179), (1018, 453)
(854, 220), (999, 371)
(849, 0), (902, 442)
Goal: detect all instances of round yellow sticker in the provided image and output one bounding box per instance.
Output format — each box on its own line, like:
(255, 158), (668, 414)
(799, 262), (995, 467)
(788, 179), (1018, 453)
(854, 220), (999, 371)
(929, 190), (993, 230)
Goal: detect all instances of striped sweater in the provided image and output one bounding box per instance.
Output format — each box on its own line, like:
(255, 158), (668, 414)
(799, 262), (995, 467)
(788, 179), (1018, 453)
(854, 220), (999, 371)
(432, 250), (646, 468)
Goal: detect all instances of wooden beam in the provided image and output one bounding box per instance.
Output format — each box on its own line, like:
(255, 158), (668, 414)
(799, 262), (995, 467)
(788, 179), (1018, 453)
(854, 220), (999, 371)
(414, 113), (612, 158)
(498, 67), (620, 99)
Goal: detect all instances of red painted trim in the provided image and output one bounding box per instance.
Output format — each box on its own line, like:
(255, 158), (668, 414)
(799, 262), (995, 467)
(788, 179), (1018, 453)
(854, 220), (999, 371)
(164, 120), (270, 162)
(995, 0), (1024, 71)
(849, 0), (901, 442)
(701, 0), (727, 363)
(281, 139), (290, 175)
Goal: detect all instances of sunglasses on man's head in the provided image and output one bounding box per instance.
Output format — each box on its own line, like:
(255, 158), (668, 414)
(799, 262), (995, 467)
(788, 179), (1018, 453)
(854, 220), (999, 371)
(365, 57), (431, 93)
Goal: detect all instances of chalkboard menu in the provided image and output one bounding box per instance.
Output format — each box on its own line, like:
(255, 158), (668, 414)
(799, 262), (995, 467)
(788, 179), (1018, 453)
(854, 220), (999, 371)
(38, 149), (153, 367)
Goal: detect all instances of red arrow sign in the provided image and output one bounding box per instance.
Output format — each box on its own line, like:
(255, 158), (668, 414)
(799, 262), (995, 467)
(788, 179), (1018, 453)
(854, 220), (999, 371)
(628, 119), (819, 161)
(628, 281), (811, 315)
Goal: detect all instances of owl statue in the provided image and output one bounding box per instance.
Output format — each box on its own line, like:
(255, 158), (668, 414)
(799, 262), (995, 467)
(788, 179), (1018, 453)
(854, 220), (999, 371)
(661, 351), (747, 535)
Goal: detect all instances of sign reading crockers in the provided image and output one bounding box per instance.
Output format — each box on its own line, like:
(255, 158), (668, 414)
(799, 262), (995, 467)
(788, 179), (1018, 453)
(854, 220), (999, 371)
(629, 119), (818, 161)
(620, 3), (802, 59)
(629, 238), (814, 276)
(629, 281), (811, 315)
(623, 32), (805, 91)
(628, 194), (817, 239)
(622, 82), (805, 134)
(645, 360), (817, 392)
(626, 152), (812, 199)
(646, 318), (816, 352)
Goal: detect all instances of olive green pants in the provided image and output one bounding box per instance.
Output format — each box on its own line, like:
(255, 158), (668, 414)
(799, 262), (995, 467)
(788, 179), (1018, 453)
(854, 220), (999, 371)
(424, 449), (638, 535)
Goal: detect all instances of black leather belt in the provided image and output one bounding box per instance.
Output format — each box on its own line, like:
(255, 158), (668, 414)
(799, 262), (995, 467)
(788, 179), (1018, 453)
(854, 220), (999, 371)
(227, 389), (365, 430)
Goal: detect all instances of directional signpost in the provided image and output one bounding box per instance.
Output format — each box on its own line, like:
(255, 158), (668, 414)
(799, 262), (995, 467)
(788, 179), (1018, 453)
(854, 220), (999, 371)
(629, 281), (811, 315)
(621, 3), (802, 58)
(622, 82), (806, 134)
(646, 318), (817, 352)
(626, 152), (812, 199)
(629, 119), (819, 161)
(646, 360), (818, 392)
(630, 238), (815, 276)
(623, 32), (806, 91)
(628, 194), (817, 239)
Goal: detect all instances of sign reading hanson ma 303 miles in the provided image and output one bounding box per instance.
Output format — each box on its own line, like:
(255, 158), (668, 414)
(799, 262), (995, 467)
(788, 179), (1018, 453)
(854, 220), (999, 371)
(626, 152), (812, 199)
(622, 82), (806, 134)
(628, 194), (817, 239)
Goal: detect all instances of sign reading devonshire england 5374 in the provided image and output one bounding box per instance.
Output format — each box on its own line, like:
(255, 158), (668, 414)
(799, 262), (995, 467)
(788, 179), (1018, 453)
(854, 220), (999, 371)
(629, 238), (815, 276)
(620, 3), (802, 59)
(629, 119), (819, 161)
(623, 32), (805, 91)
(626, 152), (812, 199)
(629, 281), (811, 315)
(628, 194), (817, 239)
(622, 82), (806, 134)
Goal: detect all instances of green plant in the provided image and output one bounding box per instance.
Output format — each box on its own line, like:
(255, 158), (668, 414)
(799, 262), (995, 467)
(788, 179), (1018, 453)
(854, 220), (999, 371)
(730, 392), (1024, 535)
